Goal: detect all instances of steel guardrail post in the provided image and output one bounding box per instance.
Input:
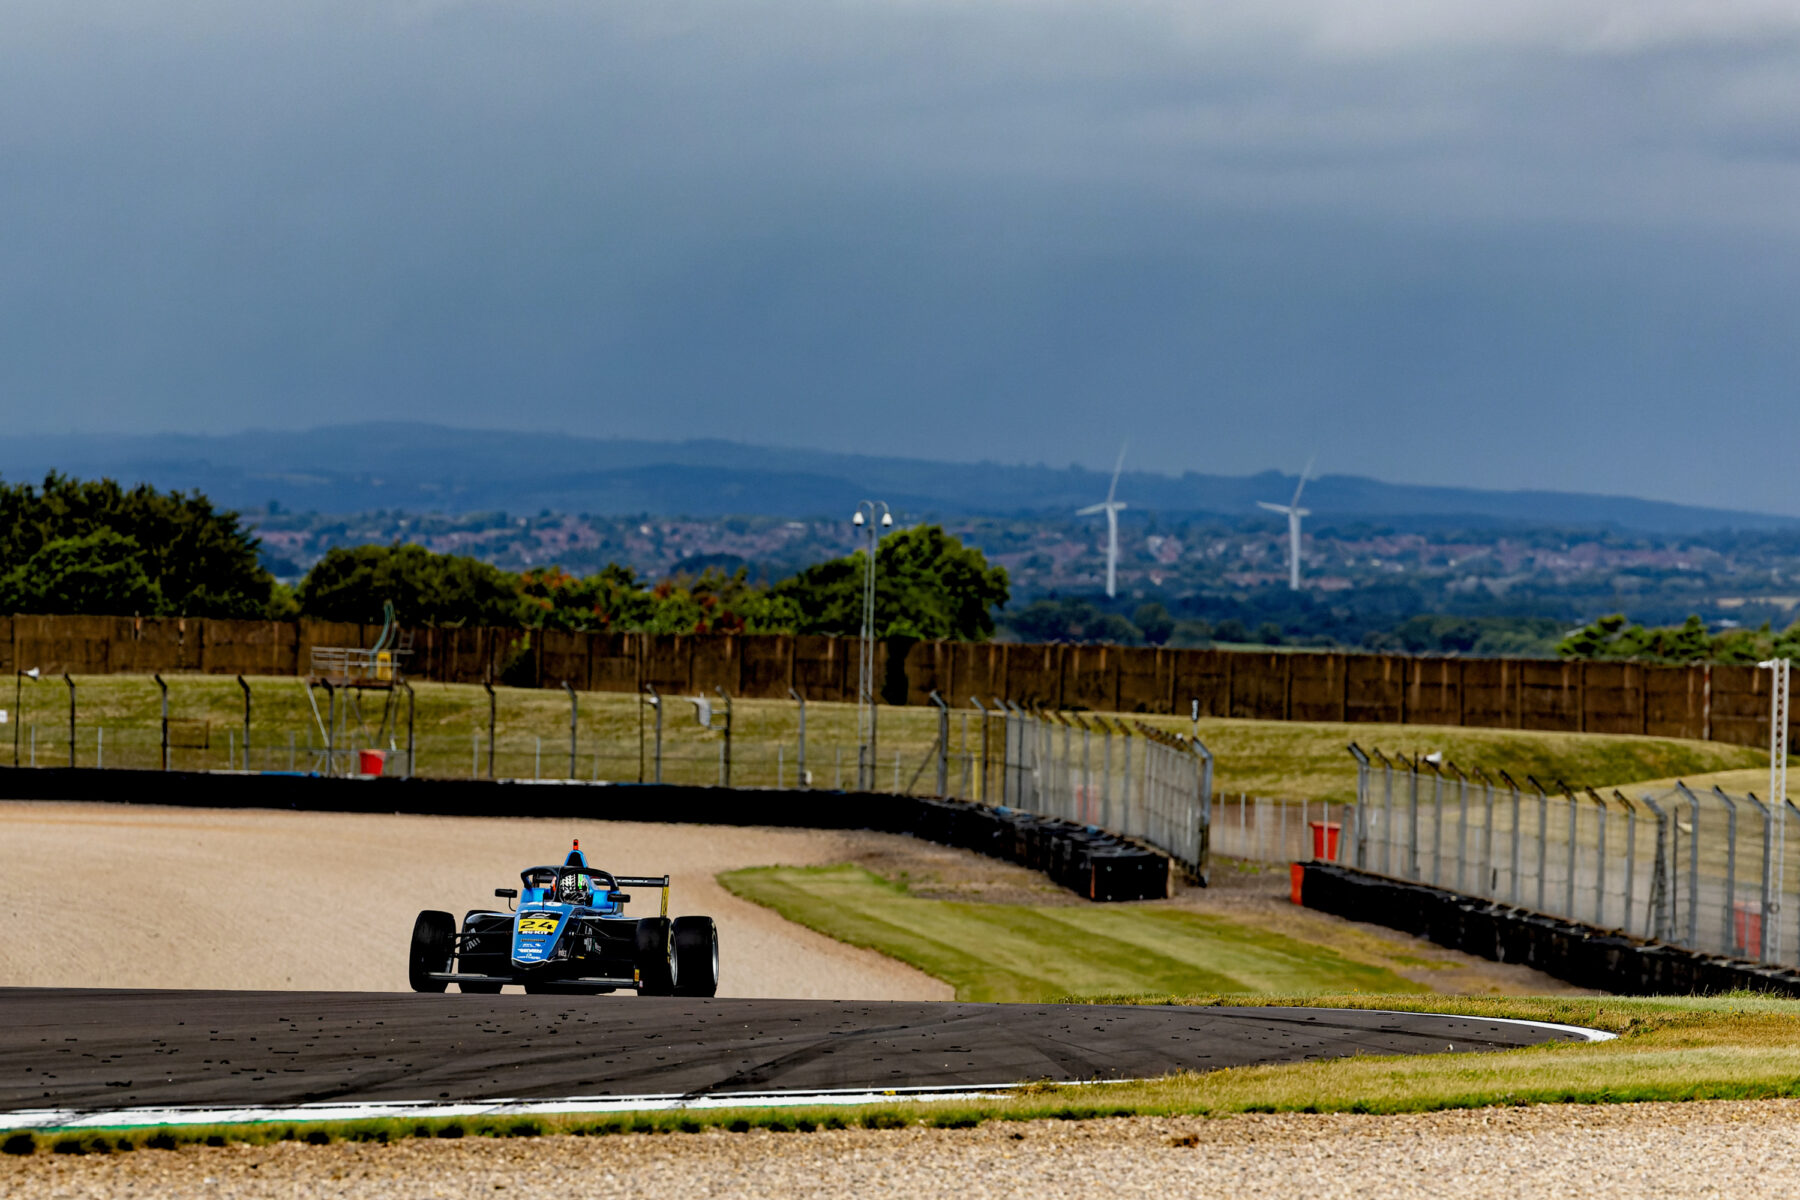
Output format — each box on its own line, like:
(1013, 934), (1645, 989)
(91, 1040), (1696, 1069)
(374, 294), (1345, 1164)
(1714, 785), (1741, 954)
(929, 690), (949, 798)
(1527, 775), (1550, 912)
(1499, 770), (1523, 905)
(400, 678), (415, 779)
(717, 687), (732, 788)
(970, 697), (989, 803)
(483, 675), (496, 781)
(1557, 780), (1579, 921)
(237, 675), (252, 772)
(1673, 781), (1701, 948)
(1743, 790), (1774, 961)
(1614, 791), (1636, 936)
(790, 687), (807, 789)
(154, 673), (169, 772)
(62, 673), (75, 770)
(1348, 743), (1371, 869)
(1586, 786), (1609, 927)
(563, 681), (579, 780)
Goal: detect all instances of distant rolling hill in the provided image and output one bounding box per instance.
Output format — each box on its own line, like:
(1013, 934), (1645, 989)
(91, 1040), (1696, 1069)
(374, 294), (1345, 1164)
(0, 423), (1791, 534)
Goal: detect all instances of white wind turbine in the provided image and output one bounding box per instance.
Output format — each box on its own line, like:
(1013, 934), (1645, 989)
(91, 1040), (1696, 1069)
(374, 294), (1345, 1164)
(1078, 442), (1129, 598)
(1257, 455), (1315, 591)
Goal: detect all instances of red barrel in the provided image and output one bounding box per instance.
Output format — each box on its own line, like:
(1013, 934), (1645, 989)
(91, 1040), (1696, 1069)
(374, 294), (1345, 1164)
(358, 749), (386, 777)
(1309, 820), (1341, 861)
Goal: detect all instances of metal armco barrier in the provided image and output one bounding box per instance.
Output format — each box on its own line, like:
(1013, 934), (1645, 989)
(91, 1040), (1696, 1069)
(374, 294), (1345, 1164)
(1349, 744), (1800, 969)
(1297, 862), (1800, 997)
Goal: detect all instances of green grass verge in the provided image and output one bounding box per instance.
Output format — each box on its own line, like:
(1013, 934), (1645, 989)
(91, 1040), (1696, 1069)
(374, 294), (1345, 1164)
(9, 995), (1800, 1152)
(718, 865), (1427, 1001)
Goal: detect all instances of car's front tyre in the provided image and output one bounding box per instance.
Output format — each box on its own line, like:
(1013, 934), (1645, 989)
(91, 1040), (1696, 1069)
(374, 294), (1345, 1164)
(408, 910), (455, 993)
(672, 916), (719, 998)
(458, 911), (505, 993)
(634, 917), (678, 996)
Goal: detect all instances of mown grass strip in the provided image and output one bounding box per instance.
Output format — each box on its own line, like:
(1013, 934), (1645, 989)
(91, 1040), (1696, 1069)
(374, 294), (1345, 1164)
(719, 865), (1426, 1001)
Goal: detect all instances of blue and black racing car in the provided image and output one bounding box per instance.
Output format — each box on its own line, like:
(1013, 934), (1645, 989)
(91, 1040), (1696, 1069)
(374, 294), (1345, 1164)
(407, 839), (719, 996)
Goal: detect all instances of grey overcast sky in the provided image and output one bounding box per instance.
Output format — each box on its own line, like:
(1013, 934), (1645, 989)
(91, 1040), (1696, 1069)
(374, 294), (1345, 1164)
(5, 1), (1800, 512)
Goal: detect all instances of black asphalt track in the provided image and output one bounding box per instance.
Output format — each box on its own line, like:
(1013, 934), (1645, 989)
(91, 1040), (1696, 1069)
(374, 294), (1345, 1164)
(1, 989), (1583, 1112)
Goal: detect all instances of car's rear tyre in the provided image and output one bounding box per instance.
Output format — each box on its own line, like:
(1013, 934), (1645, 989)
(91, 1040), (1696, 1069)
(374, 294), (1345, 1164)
(672, 916), (719, 998)
(459, 911), (505, 993)
(634, 917), (678, 996)
(408, 910), (455, 993)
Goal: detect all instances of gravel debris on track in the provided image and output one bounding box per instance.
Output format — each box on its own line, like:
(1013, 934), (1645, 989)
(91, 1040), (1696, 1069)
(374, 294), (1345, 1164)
(6, 1099), (1800, 1198)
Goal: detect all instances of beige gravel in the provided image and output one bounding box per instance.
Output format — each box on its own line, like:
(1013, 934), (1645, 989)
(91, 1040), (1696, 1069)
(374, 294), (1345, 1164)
(0, 801), (950, 1000)
(7, 1100), (1800, 1198)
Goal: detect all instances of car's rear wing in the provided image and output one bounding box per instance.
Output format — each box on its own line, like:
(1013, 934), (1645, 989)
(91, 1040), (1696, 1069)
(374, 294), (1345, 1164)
(613, 875), (671, 917)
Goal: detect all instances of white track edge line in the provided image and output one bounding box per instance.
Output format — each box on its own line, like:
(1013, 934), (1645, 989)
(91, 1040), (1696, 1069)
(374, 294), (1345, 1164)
(0, 1082), (1078, 1131)
(1349, 1009), (1616, 1043)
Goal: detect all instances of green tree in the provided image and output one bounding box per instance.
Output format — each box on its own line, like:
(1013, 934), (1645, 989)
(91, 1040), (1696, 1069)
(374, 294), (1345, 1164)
(297, 544), (521, 625)
(0, 530), (160, 615)
(774, 525), (1009, 641)
(0, 473), (273, 617)
(1132, 602), (1175, 646)
(1556, 612), (1795, 664)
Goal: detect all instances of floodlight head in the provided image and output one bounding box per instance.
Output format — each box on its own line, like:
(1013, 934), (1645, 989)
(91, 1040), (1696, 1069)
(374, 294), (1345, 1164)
(852, 511), (865, 526)
(880, 512), (893, 528)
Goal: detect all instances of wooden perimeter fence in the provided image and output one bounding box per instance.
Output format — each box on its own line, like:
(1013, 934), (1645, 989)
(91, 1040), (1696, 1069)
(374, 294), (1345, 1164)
(0, 614), (1788, 750)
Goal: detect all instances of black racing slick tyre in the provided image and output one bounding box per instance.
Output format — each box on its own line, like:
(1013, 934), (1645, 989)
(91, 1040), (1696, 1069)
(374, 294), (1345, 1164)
(672, 916), (720, 998)
(408, 910), (455, 993)
(458, 911), (504, 993)
(634, 917), (678, 996)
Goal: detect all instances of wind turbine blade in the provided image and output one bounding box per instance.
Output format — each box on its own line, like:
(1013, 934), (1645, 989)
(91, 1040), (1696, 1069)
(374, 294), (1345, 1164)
(1256, 501), (1291, 515)
(1106, 441), (1128, 504)
(1291, 453), (1316, 508)
(1077, 503), (1107, 516)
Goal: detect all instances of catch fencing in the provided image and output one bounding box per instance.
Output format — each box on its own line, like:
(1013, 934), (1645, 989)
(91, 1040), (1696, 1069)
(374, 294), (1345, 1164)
(2, 680), (1213, 880)
(976, 703), (1212, 878)
(1346, 747), (1800, 968)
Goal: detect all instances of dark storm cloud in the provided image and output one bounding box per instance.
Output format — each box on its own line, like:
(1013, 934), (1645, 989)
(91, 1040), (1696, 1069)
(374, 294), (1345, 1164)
(5, 1), (1800, 511)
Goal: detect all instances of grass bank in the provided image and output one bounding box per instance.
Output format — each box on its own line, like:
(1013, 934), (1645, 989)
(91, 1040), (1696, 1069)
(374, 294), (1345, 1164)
(7, 674), (1760, 800)
(719, 864), (1426, 1000)
(9, 995), (1800, 1151)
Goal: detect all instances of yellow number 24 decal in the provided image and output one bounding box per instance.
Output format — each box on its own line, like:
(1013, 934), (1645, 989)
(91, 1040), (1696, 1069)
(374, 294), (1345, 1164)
(518, 917), (558, 934)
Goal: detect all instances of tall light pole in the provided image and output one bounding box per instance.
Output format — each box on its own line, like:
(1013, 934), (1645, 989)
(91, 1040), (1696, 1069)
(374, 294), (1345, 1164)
(853, 500), (892, 789)
(13, 667), (39, 768)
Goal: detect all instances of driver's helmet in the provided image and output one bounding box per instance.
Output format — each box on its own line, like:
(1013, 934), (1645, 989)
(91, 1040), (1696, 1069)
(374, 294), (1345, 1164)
(557, 872), (592, 906)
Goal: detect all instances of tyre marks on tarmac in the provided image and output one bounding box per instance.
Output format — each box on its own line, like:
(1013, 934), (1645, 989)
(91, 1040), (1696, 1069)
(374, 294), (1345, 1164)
(0, 989), (1590, 1113)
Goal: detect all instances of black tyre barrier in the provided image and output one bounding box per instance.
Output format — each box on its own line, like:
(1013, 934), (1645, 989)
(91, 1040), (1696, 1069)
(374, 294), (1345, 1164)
(1298, 862), (1800, 997)
(1, 767), (1170, 903)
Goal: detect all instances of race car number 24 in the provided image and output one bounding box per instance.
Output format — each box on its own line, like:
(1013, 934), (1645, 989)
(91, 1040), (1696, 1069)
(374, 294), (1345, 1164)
(518, 917), (558, 933)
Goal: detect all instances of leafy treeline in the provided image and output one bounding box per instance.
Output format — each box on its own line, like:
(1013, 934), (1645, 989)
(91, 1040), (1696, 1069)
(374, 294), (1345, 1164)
(300, 524), (1009, 640)
(0, 475), (274, 618)
(1000, 596), (1566, 657)
(0, 477), (1013, 641)
(1555, 614), (1800, 665)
